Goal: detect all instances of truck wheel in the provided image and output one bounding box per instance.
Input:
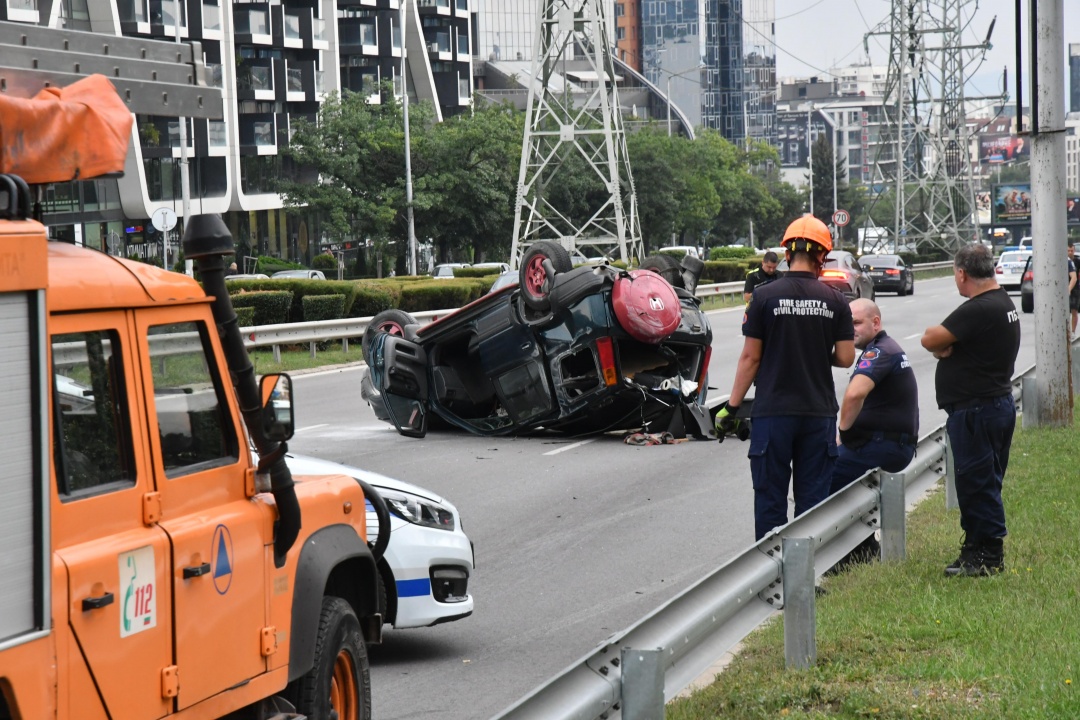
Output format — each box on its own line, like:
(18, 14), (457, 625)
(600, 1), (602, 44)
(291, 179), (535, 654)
(520, 241), (573, 311)
(294, 597), (371, 720)
(362, 309), (418, 365)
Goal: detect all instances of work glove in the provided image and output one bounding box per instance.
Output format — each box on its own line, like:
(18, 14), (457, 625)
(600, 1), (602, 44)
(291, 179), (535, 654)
(714, 401), (742, 443)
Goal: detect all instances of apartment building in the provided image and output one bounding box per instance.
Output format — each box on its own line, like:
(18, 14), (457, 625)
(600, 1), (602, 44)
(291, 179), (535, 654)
(2, 0), (472, 264)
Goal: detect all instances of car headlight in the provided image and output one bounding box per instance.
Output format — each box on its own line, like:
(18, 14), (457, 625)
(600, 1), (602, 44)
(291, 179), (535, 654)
(381, 490), (456, 531)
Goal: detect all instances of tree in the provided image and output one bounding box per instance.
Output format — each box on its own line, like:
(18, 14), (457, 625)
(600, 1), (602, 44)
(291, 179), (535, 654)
(626, 128), (683, 252)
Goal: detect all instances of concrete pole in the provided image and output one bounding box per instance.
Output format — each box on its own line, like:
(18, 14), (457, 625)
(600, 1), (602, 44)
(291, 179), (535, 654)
(807, 103), (814, 216)
(174, 0), (192, 275)
(402, 3), (417, 276)
(666, 74), (672, 138)
(1030, 0), (1072, 426)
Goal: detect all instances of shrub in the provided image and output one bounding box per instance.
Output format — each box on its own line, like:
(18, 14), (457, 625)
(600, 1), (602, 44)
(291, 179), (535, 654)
(235, 305), (255, 327)
(399, 280), (489, 313)
(312, 253), (338, 271)
(658, 249), (687, 259)
(349, 282), (401, 318)
(302, 294), (347, 322)
(221, 278), (359, 322)
(455, 267), (503, 279)
(230, 290), (293, 326)
(255, 255), (304, 276)
(699, 260), (758, 284)
(710, 246), (758, 260)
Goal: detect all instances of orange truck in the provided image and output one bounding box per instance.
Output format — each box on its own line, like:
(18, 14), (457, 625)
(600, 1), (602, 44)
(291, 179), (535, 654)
(0, 72), (388, 719)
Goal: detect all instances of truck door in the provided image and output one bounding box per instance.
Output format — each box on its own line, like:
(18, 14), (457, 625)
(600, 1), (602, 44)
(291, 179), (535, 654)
(50, 316), (174, 719)
(135, 314), (273, 710)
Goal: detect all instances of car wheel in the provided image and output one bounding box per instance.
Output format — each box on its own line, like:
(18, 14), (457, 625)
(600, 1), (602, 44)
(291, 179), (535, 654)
(362, 309), (418, 365)
(519, 241), (573, 311)
(638, 254), (684, 289)
(1021, 293), (1034, 313)
(907, 279), (915, 295)
(292, 597), (371, 720)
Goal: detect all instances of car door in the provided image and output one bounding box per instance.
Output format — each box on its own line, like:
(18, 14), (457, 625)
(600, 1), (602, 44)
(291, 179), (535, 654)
(51, 314), (174, 720)
(134, 311), (274, 710)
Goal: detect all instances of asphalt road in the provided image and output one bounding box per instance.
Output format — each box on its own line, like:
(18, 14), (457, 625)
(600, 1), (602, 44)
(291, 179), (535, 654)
(287, 275), (1038, 720)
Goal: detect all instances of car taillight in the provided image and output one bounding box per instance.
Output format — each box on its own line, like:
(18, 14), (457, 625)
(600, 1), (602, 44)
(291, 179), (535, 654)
(595, 336), (618, 386)
(821, 269), (847, 280)
(697, 346), (712, 394)
(885, 268), (900, 275)
(1022, 270), (1033, 282)
(996, 266), (1003, 274)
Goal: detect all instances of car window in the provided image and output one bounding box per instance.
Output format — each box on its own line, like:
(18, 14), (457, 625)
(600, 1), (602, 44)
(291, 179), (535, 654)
(52, 330), (136, 498)
(147, 321), (238, 478)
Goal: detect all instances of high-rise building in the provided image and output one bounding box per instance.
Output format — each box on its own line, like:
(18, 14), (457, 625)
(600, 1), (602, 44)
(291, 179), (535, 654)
(615, 0), (642, 71)
(1, 0), (474, 263)
(1070, 43), (1080, 114)
(641, 0), (708, 132)
(740, 0), (776, 147)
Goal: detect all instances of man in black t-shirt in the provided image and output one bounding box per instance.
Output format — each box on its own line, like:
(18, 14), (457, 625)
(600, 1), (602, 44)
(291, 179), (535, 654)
(719, 215), (855, 540)
(1068, 245), (1079, 336)
(831, 298), (919, 494)
(742, 251), (780, 304)
(922, 243), (1021, 577)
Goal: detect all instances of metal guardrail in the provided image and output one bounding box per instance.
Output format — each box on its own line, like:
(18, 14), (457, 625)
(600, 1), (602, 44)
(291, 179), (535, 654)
(492, 366), (1034, 720)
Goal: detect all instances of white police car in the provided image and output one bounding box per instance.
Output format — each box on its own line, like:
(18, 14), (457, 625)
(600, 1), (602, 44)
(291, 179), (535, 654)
(285, 453), (474, 629)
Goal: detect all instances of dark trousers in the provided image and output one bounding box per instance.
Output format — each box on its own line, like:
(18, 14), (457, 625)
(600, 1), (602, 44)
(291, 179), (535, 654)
(830, 435), (916, 495)
(748, 415), (837, 540)
(945, 394), (1015, 544)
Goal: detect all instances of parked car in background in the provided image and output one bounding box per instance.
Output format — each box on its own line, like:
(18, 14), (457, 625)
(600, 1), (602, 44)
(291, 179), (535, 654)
(1019, 255), (1034, 313)
(284, 453), (474, 629)
(472, 262), (511, 274)
(859, 254), (914, 295)
(272, 269), (326, 280)
(225, 272), (270, 282)
(362, 242), (714, 439)
(488, 269), (519, 294)
(776, 250), (875, 300)
(433, 263), (471, 278)
(995, 250), (1032, 291)
(660, 245), (702, 259)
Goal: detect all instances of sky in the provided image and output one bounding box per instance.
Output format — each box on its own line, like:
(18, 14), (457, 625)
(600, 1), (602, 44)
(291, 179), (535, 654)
(774, 0), (1077, 112)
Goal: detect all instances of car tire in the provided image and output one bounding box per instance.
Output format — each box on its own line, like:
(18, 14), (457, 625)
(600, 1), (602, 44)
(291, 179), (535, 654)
(638, 254), (684, 289)
(1021, 293), (1034, 313)
(520, 241), (573, 311)
(362, 309), (418, 365)
(907, 279), (915, 296)
(292, 596), (371, 720)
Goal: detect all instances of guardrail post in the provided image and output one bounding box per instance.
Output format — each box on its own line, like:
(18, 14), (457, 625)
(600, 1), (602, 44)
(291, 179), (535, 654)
(343, 337), (349, 354)
(782, 537), (815, 669)
(1021, 374), (1039, 429)
(879, 472), (906, 561)
(273, 344), (281, 364)
(310, 341), (317, 359)
(944, 434), (958, 510)
(620, 647), (663, 720)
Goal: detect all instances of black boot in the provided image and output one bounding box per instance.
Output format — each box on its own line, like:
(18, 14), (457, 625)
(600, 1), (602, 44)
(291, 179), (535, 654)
(944, 537), (1004, 577)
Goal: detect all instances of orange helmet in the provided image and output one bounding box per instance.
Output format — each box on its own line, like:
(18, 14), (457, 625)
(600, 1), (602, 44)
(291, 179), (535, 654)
(781, 215), (833, 253)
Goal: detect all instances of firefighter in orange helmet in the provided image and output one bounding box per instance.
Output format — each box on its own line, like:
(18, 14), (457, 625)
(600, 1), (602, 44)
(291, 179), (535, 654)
(717, 214), (855, 540)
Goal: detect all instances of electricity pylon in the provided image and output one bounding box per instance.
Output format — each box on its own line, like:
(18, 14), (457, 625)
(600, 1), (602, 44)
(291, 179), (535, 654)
(509, 0), (643, 268)
(863, 0), (999, 254)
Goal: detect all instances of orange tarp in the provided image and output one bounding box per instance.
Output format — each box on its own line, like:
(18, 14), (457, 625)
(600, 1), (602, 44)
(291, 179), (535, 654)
(0, 74), (133, 184)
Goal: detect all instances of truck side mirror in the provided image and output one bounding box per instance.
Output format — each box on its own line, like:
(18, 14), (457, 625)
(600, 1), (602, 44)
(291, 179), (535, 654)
(259, 373), (294, 441)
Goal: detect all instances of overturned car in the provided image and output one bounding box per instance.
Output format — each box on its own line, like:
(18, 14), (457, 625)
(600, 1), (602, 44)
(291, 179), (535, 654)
(360, 242), (714, 438)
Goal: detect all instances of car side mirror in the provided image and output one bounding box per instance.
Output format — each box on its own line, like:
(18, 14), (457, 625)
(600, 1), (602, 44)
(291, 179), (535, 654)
(259, 373), (294, 441)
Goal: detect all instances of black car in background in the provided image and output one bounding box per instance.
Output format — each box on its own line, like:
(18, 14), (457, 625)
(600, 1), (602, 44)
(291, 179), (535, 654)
(1019, 255), (1034, 313)
(859, 254), (915, 295)
(776, 250), (875, 300)
(360, 243), (714, 439)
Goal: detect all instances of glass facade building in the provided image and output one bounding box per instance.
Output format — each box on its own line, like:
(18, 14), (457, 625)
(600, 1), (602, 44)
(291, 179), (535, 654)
(740, 0), (774, 147)
(641, 0), (708, 131)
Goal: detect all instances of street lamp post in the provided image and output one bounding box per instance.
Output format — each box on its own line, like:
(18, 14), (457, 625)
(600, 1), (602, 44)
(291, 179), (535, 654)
(401, 5), (417, 276)
(807, 102), (814, 216)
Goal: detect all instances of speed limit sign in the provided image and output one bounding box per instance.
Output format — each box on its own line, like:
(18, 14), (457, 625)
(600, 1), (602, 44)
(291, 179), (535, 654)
(832, 209), (851, 227)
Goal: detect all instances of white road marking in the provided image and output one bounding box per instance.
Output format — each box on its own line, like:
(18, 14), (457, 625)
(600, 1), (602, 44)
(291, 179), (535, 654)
(543, 438), (597, 456)
(295, 423), (329, 433)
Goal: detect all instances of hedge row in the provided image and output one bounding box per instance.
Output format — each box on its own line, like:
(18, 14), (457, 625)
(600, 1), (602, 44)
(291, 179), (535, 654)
(302, 294), (347, 322)
(225, 278), (360, 322)
(235, 306), (255, 327)
(231, 291), (293, 326)
(454, 267), (503, 279)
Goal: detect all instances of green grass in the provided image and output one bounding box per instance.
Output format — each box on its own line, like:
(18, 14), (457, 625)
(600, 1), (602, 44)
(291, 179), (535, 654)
(667, 418), (1080, 719)
(249, 345), (363, 374)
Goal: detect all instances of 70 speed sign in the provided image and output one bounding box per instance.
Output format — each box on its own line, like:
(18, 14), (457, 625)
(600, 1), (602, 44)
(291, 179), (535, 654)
(832, 209), (851, 227)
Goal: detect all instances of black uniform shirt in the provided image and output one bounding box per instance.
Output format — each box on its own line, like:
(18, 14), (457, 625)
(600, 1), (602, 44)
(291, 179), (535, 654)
(743, 267), (779, 297)
(935, 288), (1021, 408)
(849, 331), (919, 436)
(742, 271), (854, 418)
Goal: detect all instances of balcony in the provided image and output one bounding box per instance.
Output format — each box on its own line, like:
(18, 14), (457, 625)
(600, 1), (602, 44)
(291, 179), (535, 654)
(457, 75), (470, 102)
(278, 60), (313, 102)
(206, 62), (224, 88)
(279, 8), (303, 47)
(238, 114), (277, 155)
(149, 0), (187, 37)
(311, 17), (327, 48)
(454, 0), (467, 18)
(234, 5), (271, 44)
(340, 67), (379, 99)
(426, 31), (451, 59)
(207, 121), (228, 155)
(200, 1), (221, 37)
(456, 30), (468, 57)
(116, 0), (148, 30)
(5, 0), (39, 23)
(417, 0), (450, 14)
(338, 19), (378, 54)
(237, 63), (275, 100)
